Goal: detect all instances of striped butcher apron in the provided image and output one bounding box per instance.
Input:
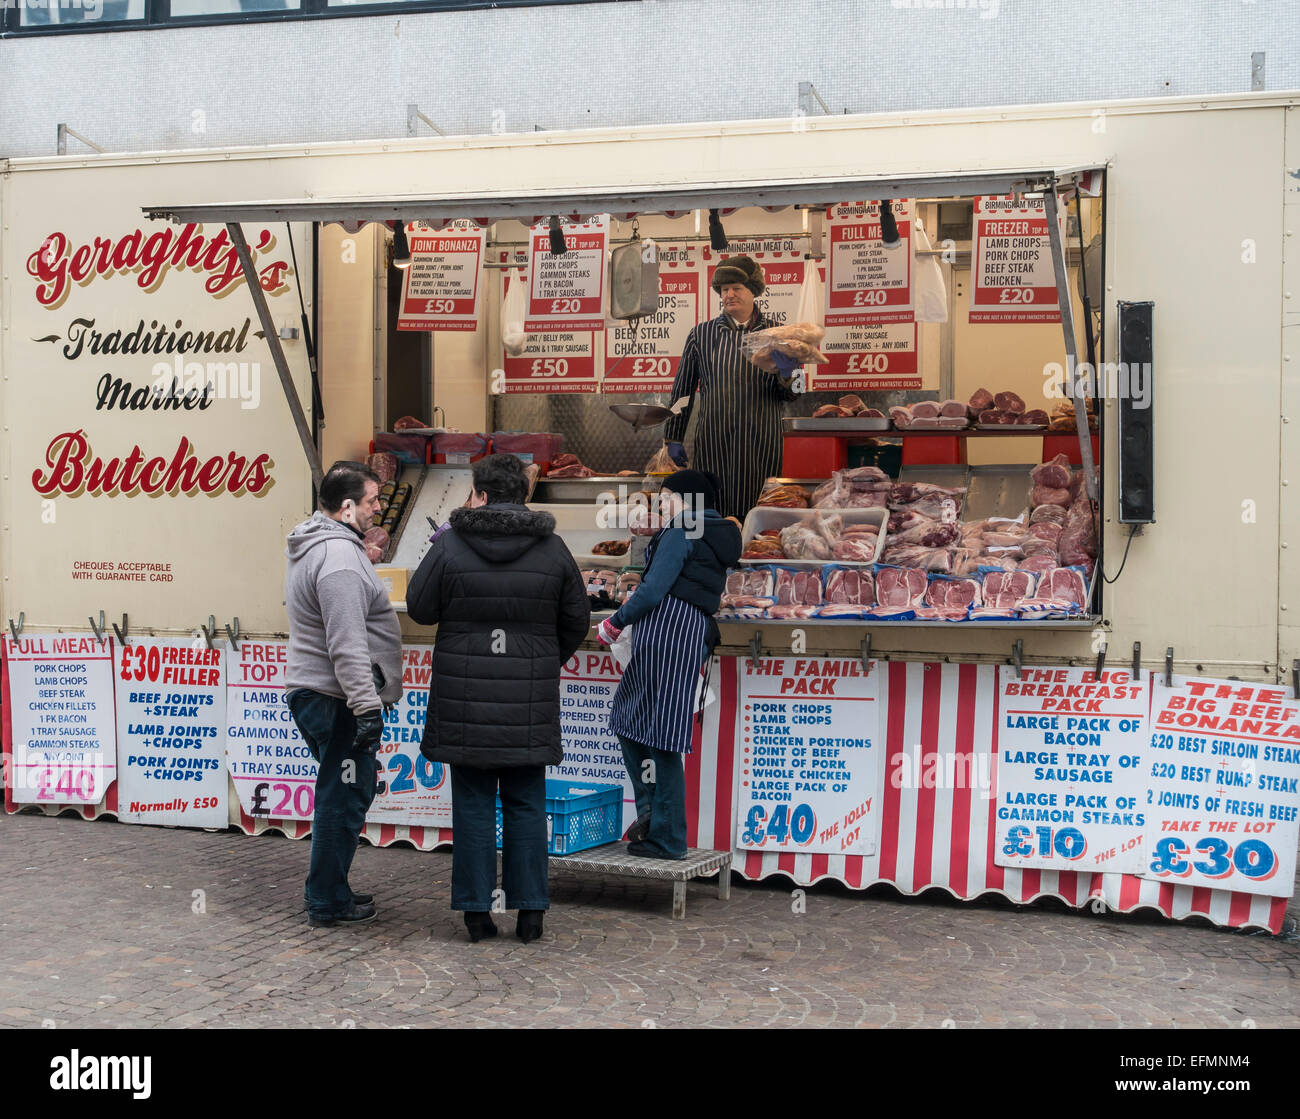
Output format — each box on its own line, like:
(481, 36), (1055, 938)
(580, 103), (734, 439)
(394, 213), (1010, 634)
(663, 310), (796, 521)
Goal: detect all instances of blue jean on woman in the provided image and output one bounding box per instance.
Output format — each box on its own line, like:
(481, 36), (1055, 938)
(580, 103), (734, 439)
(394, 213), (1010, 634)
(449, 764), (549, 912)
(617, 736), (687, 858)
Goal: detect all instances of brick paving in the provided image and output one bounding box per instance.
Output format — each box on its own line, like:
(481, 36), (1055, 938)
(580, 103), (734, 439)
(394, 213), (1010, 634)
(1, 810), (1297, 1029)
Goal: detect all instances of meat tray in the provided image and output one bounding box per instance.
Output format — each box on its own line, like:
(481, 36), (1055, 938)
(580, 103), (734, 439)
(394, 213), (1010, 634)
(738, 506), (889, 567)
(974, 423), (1046, 432)
(784, 417), (892, 432)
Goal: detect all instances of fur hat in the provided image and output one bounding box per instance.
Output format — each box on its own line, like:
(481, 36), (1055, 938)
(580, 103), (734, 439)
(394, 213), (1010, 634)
(711, 255), (765, 296)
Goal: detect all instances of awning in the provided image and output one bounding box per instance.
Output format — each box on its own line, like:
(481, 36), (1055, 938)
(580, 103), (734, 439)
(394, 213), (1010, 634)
(142, 167), (1101, 228)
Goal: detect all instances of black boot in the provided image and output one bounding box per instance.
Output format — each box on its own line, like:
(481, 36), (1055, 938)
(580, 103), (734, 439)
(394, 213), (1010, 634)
(464, 911), (498, 942)
(516, 909), (545, 943)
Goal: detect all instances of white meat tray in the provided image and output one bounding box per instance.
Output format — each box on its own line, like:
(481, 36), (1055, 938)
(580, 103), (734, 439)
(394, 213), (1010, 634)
(738, 506), (888, 567)
(527, 502), (631, 569)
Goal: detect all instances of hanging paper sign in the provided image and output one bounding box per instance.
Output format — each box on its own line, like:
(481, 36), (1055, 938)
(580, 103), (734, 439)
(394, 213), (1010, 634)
(525, 214), (608, 330)
(2, 633), (115, 805)
(969, 195), (1063, 323)
(825, 200), (913, 325)
(736, 657), (880, 857)
(813, 320), (920, 390)
(224, 640), (318, 821)
(500, 271), (597, 393)
(704, 238), (809, 325)
(114, 637), (228, 827)
(397, 224), (485, 331)
(1140, 676), (1300, 897)
(367, 646), (452, 827)
(994, 666), (1151, 873)
(603, 243), (700, 392)
(553, 650), (636, 831)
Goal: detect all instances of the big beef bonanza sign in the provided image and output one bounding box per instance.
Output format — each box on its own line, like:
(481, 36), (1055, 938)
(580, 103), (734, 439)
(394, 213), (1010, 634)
(9, 217), (312, 628)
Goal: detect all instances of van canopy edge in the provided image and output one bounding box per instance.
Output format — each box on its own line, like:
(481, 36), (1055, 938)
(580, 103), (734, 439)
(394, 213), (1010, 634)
(142, 167), (1100, 226)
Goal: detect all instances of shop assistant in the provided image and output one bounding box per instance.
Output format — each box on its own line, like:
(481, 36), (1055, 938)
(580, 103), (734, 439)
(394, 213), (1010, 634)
(662, 255), (800, 520)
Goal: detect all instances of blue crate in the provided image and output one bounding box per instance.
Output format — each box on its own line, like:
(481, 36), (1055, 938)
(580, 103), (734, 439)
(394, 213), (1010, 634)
(495, 779), (623, 856)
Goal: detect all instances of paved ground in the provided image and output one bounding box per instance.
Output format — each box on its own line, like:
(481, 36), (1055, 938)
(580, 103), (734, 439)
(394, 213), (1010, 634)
(2, 810), (1297, 1029)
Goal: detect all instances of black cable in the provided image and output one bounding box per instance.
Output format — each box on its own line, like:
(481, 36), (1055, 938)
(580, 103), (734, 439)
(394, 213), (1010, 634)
(1102, 522), (1138, 584)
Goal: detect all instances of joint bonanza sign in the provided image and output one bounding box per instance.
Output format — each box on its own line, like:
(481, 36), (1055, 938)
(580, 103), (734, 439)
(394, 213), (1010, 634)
(995, 667), (1150, 873)
(3, 633), (116, 805)
(367, 646), (451, 827)
(115, 637), (227, 827)
(1140, 677), (1300, 897)
(224, 640), (317, 820)
(737, 657), (879, 856)
(397, 225), (484, 331)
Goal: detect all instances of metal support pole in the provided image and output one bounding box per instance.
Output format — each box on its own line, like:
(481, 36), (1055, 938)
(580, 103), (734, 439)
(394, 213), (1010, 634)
(226, 223), (324, 491)
(1044, 187), (1099, 502)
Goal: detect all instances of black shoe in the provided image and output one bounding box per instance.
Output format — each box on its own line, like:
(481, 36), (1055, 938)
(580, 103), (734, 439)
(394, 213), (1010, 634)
(622, 813), (652, 843)
(464, 912), (498, 943)
(627, 840), (686, 861)
(303, 890), (374, 911)
(308, 903), (377, 928)
(516, 910), (545, 944)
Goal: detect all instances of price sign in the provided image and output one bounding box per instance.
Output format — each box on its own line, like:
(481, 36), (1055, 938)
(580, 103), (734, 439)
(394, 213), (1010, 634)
(994, 666), (1151, 873)
(115, 637), (227, 827)
(367, 646), (452, 826)
(1140, 676), (1300, 897)
(3, 633), (116, 805)
(969, 195), (1063, 323)
(736, 656), (879, 856)
(224, 640), (318, 821)
(525, 214), (608, 331)
(603, 243), (700, 392)
(397, 224), (484, 331)
(500, 270), (597, 394)
(704, 239), (809, 325)
(825, 200), (913, 325)
(812, 320), (920, 391)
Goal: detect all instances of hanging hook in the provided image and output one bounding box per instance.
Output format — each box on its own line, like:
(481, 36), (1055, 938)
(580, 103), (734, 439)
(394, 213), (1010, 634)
(1011, 639), (1024, 680)
(1094, 639), (1107, 681)
(860, 633), (872, 677)
(1291, 659), (1298, 701)
(1165, 646), (1175, 688)
(749, 631), (763, 671)
(199, 615), (216, 651)
(111, 613), (130, 648)
(7, 612), (24, 643)
(1131, 641), (1141, 683)
(224, 616), (241, 652)
(88, 610), (106, 643)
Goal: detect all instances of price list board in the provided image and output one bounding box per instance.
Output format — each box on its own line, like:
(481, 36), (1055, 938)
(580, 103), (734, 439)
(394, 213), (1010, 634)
(736, 657), (879, 856)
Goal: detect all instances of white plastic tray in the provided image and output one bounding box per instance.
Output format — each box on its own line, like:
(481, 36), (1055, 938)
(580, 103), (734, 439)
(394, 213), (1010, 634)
(738, 506), (888, 567)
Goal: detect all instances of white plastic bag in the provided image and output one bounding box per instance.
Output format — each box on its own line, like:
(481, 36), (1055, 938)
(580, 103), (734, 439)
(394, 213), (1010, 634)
(795, 260), (825, 327)
(913, 222), (948, 323)
(501, 268), (528, 356)
(609, 623), (634, 670)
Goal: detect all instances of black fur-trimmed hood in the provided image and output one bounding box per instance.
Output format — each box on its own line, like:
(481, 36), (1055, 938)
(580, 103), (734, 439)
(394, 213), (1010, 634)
(449, 503), (557, 563)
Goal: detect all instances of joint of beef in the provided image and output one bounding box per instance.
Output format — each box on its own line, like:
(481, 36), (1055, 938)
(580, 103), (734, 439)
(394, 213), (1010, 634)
(978, 409), (1005, 425)
(968, 387), (995, 417)
(994, 391), (1025, 414)
(1020, 409), (1050, 425)
(1030, 503), (1068, 526)
(837, 394), (867, 414)
(392, 416), (428, 430)
(1030, 454), (1072, 490)
(1031, 484), (1072, 508)
(812, 404), (856, 418)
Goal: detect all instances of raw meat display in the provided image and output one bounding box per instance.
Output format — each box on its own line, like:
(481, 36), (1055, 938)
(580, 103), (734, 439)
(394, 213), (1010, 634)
(911, 401), (941, 419)
(1043, 567), (1088, 608)
(982, 570), (1037, 610)
(1030, 503), (1068, 526)
(978, 409), (1006, 425)
(757, 480), (811, 508)
(779, 522), (833, 560)
(968, 388), (995, 417)
(886, 515), (959, 548)
(812, 466), (892, 509)
(876, 567), (928, 608)
(616, 571), (641, 601)
(812, 404), (855, 418)
(363, 527), (390, 551)
(725, 569), (775, 600)
(774, 568), (823, 607)
(365, 544), (383, 564)
(1030, 454), (1072, 490)
(742, 322), (829, 372)
(833, 536), (878, 562)
(741, 530), (785, 560)
(824, 568), (875, 608)
(392, 415), (428, 430)
(591, 539), (630, 556)
(922, 576), (981, 616)
(366, 453), (399, 483)
(1031, 484), (1072, 508)
(994, 391), (1025, 414)
(1018, 554), (1060, 574)
(548, 452), (596, 478)
(1029, 522), (1063, 544)
(880, 544), (954, 573)
(1048, 398), (1099, 433)
(939, 399), (969, 418)
(889, 481), (965, 522)
(1021, 409), (1050, 426)
(888, 406), (913, 429)
(1059, 499), (1098, 567)
(839, 394), (867, 413)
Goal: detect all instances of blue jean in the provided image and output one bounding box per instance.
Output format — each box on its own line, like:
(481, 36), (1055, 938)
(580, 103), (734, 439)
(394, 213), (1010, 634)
(287, 689), (379, 920)
(618, 735), (687, 858)
(450, 765), (549, 912)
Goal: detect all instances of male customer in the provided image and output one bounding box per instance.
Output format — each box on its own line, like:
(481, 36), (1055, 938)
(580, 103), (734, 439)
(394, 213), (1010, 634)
(285, 460), (403, 927)
(407, 454), (589, 944)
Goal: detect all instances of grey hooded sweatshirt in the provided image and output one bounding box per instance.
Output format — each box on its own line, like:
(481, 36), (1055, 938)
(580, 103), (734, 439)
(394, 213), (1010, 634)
(284, 511), (403, 714)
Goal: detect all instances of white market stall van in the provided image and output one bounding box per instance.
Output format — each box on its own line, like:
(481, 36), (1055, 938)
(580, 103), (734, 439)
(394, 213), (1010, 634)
(2, 91), (1297, 931)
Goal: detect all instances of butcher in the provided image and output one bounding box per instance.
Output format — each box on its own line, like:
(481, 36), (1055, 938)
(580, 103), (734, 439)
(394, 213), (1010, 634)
(661, 255), (800, 521)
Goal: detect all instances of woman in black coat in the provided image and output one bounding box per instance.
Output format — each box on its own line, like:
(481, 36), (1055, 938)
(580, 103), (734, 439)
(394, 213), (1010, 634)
(407, 454), (590, 943)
